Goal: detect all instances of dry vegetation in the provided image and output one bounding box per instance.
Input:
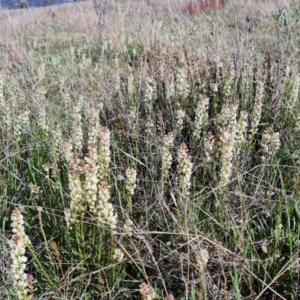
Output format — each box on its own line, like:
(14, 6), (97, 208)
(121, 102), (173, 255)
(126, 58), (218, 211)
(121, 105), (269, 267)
(1, 0), (300, 299)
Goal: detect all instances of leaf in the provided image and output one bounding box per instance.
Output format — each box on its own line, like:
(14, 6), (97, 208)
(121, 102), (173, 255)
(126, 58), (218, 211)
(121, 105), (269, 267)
(47, 55), (60, 66)
(13, 61), (26, 72)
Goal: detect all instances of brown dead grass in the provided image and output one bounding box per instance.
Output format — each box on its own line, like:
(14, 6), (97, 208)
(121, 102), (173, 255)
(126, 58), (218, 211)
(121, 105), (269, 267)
(0, 1), (97, 39)
(0, 0), (298, 71)
(0, 1), (98, 68)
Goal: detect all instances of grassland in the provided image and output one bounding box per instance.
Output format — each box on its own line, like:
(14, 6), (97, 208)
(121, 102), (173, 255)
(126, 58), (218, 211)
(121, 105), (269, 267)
(1, 0), (300, 299)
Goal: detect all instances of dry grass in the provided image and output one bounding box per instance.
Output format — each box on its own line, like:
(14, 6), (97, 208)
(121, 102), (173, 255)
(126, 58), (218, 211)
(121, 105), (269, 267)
(1, 0), (300, 299)
(0, 0), (295, 64)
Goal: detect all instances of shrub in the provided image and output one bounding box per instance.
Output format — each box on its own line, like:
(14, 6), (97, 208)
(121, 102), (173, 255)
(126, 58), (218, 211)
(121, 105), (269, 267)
(182, 0), (225, 15)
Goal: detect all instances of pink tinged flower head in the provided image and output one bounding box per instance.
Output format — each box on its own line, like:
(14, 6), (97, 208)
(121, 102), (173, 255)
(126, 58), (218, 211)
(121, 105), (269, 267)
(165, 294), (175, 300)
(139, 283), (156, 299)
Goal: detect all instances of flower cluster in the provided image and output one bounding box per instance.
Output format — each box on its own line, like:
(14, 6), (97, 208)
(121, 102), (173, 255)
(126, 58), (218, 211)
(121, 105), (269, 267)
(175, 109), (185, 135)
(235, 111), (248, 156)
(42, 162), (58, 180)
(10, 209), (31, 246)
(128, 106), (137, 131)
(216, 104), (231, 133)
(124, 218), (133, 236)
(210, 82), (218, 93)
(219, 130), (235, 188)
(42, 162), (51, 178)
(87, 121), (100, 146)
(113, 248), (124, 263)
(242, 63), (253, 97)
(144, 76), (156, 102)
(37, 63), (45, 82)
(52, 121), (62, 156)
(217, 101), (238, 188)
(97, 181), (117, 231)
(127, 71), (135, 97)
(177, 143), (193, 200)
(250, 98), (263, 137)
(64, 117), (117, 232)
(98, 127), (111, 180)
(28, 183), (41, 196)
(65, 165), (86, 228)
(62, 92), (72, 115)
(139, 283), (156, 300)
(227, 100), (239, 134)
(61, 139), (74, 167)
(71, 96), (83, 154)
(162, 132), (174, 182)
(145, 114), (154, 134)
(270, 132), (280, 155)
(195, 247), (209, 274)
(222, 62), (235, 102)
(176, 66), (190, 99)
(36, 91), (48, 133)
(66, 154), (118, 232)
(166, 74), (175, 100)
(204, 131), (215, 164)
(84, 143), (99, 215)
(125, 168), (137, 195)
(261, 128), (280, 160)
(9, 208), (34, 300)
(193, 96), (209, 140)
(13, 111), (30, 143)
(261, 128), (272, 157)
